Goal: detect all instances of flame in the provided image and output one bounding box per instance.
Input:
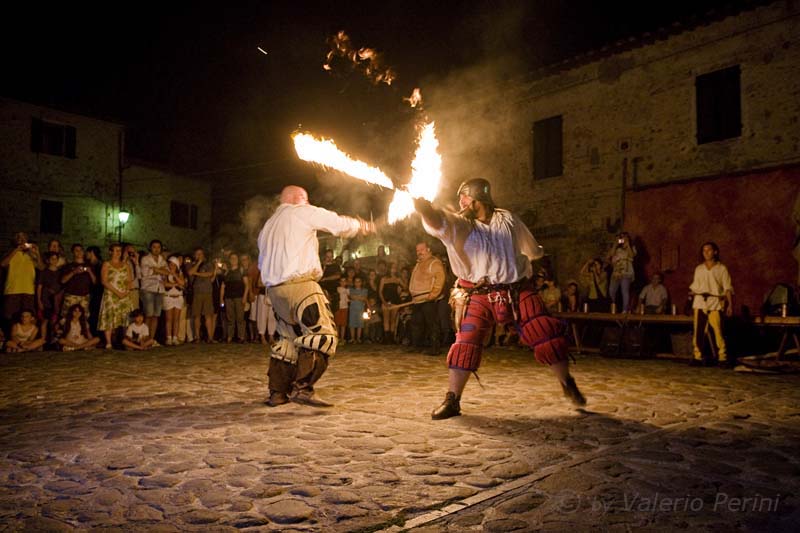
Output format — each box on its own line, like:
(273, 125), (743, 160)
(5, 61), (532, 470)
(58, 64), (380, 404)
(292, 133), (395, 190)
(387, 121), (441, 223)
(322, 31), (396, 86)
(387, 190), (415, 224)
(404, 88), (423, 108)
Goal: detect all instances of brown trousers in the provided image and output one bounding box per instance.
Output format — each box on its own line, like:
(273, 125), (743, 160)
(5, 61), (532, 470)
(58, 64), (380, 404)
(268, 349), (329, 395)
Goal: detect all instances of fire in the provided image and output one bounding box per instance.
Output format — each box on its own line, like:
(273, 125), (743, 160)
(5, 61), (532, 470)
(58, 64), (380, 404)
(323, 31), (396, 86)
(292, 133), (395, 190)
(404, 88), (423, 108)
(387, 121), (441, 223)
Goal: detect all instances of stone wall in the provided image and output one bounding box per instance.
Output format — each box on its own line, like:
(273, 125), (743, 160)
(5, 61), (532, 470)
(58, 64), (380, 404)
(121, 163), (212, 254)
(429, 1), (800, 288)
(0, 97), (122, 248)
(0, 98), (212, 257)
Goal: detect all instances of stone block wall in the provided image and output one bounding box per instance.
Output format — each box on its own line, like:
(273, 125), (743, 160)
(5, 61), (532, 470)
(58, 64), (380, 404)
(0, 97), (122, 248)
(429, 1), (800, 287)
(0, 98), (213, 257)
(121, 163), (212, 254)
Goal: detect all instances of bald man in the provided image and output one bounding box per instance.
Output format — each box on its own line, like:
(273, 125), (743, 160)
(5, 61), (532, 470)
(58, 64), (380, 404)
(257, 186), (375, 407)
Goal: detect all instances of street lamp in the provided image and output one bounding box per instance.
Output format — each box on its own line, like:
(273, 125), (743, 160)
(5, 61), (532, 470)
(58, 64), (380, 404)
(118, 210), (130, 242)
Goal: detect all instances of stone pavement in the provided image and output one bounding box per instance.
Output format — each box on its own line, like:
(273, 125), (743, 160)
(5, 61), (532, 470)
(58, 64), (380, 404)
(0, 343), (799, 532)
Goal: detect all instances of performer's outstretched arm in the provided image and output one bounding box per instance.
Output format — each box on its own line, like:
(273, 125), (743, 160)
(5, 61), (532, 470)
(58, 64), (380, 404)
(413, 198), (444, 230)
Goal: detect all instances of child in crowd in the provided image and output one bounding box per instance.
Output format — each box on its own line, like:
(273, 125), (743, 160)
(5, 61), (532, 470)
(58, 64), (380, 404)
(57, 304), (100, 351)
(364, 296), (383, 343)
(335, 277), (350, 342)
(123, 309), (155, 350)
(5, 309), (45, 353)
(348, 277), (368, 343)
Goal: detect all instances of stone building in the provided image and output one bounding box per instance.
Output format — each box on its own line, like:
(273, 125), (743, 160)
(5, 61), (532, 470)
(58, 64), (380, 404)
(0, 97), (211, 255)
(120, 160), (212, 253)
(432, 0), (800, 313)
(0, 97), (123, 248)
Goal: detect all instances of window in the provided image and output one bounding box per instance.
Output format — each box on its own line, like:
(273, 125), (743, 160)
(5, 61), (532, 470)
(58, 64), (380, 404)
(170, 200), (198, 229)
(696, 65), (741, 144)
(31, 118), (77, 158)
(40, 199), (63, 234)
(532, 115), (563, 179)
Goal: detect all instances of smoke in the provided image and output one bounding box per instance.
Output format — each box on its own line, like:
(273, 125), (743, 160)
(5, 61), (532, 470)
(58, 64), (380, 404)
(421, 3), (533, 207)
(239, 193), (281, 244)
(231, 5), (533, 262)
(323, 30), (396, 86)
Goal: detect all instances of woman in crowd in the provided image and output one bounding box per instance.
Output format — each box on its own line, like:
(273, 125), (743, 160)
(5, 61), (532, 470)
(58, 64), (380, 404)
(85, 245), (104, 333)
(181, 255), (195, 343)
(607, 232), (637, 312)
(124, 244), (141, 311)
(163, 255), (186, 345)
(98, 243), (134, 348)
(47, 239), (67, 268)
(580, 258), (610, 312)
(399, 266), (411, 297)
(379, 262), (403, 343)
(537, 269), (562, 313)
(58, 304), (100, 351)
(221, 252), (247, 343)
(5, 309), (45, 353)
(366, 269), (380, 301)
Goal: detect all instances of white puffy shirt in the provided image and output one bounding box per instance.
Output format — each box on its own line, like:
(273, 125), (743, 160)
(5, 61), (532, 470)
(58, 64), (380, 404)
(423, 208), (543, 284)
(690, 262), (733, 311)
(258, 203), (361, 287)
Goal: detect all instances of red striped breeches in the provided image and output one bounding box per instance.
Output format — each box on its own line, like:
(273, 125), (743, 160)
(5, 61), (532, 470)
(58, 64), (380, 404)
(447, 286), (569, 371)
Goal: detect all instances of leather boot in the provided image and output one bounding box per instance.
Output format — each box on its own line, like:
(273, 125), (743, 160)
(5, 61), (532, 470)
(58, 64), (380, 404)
(561, 376), (586, 407)
(266, 391), (289, 407)
(431, 392), (461, 420)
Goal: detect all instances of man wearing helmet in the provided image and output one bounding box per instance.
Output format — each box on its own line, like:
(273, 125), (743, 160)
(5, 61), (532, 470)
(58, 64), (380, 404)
(414, 178), (586, 419)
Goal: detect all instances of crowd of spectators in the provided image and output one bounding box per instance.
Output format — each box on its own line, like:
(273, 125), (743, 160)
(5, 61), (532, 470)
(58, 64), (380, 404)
(0, 229), (705, 355)
(0, 233), (273, 352)
(0, 233), (460, 354)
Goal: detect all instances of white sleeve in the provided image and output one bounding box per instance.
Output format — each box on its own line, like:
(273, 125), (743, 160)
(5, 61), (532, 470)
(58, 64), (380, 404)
(512, 214), (544, 261)
(720, 265), (734, 294)
(689, 267), (701, 294)
(304, 205), (361, 238)
(422, 211), (469, 247)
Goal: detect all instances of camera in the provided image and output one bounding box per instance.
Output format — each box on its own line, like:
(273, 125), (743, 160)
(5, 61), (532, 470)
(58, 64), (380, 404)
(617, 238), (625, 245)
(23, 243), (32, 250)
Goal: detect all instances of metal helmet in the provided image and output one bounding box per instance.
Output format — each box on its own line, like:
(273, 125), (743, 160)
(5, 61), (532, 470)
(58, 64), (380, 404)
(457, 178), (494, 206)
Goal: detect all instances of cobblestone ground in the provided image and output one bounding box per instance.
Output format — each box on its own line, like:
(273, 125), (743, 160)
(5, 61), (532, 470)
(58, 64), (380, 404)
(0, 342), (799, 532)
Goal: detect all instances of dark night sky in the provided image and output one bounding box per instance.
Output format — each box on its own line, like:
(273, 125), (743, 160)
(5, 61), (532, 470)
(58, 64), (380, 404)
(4, 0), (762, 181)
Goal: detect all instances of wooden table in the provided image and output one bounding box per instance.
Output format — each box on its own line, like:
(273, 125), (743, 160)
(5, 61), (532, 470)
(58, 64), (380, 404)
(752, 316), (800, 359)
(554, 312), (800, 358)
(553, 311), (692, 355)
